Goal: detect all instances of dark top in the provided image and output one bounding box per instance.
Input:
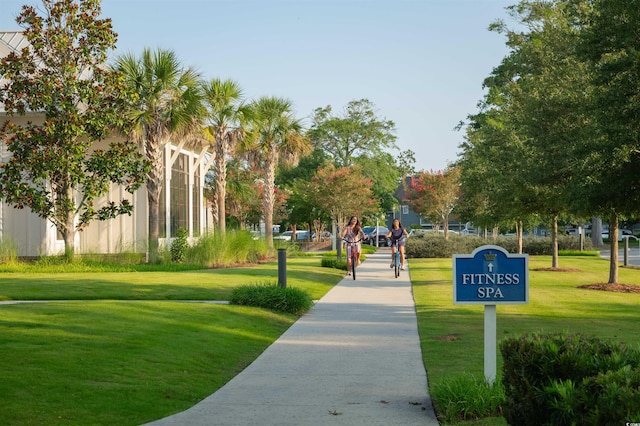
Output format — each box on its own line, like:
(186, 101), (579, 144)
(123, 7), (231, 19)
(389, 227), (405, 241)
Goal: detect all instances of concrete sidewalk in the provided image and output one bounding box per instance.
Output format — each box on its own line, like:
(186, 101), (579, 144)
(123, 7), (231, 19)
(144, 251), (439, 426)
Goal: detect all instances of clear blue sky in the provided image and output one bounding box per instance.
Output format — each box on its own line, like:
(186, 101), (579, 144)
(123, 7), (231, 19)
(1, 0), (515, 171)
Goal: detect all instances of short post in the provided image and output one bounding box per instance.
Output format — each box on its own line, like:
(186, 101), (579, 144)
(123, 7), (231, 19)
(331, 221), (337, 251)
(277, 248), (287, 288)
(578, 226), (584, 251)
(624, 237), (629, 266)
(336, 225), (342, 260)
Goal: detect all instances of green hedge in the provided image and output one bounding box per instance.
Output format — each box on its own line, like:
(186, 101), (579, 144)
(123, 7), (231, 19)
(321, 256), (347, 270)
(406, 234), (593, 258)
(230, 282), (314, 315)
(500, 331), (640, 425)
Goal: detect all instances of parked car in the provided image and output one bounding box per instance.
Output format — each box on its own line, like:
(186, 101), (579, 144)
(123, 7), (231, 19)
(363, 226), (389, 246)
(602, 229), (633, 241)
(296, 231), (313, 241)
(274, 230), (311, 241)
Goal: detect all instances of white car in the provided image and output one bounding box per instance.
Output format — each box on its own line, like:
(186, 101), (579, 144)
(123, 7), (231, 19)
(602, 229), (633, 241)
(273, 230), (309, 241)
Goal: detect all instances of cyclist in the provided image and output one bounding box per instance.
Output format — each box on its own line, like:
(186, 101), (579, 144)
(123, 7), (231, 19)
(387, 218), (410, 270)
(341, 216), (365, 273)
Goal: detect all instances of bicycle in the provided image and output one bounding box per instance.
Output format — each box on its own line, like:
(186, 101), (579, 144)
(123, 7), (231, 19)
(343, 238), (363, 280)
(389, 237), (405, 278)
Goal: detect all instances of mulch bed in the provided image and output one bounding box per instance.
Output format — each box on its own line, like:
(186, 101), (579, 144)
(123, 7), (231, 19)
(578, 283), (640, 293)
(532, 267), (581, 272)
(531, 267), (640, 293)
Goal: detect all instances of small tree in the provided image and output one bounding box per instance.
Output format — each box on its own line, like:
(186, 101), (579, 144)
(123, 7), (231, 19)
(0, 0), (150, 258)
(305, 164), (377, 228)
(406, 167), (460, 239)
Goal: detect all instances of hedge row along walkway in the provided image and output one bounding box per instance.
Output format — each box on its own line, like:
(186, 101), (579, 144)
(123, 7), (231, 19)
(145, 251), (438, 426)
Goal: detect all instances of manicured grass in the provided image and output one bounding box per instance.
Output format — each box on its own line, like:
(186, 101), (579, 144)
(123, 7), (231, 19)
(5, 252), (637, 425)
(410, 255), (640, 425)
(0, 257), (343, 301)
(0, 301), (295, 425)
(0, 256), (343, 425)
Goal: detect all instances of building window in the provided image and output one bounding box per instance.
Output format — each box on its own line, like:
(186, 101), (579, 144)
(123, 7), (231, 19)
(158, 150), (203, 238)
(402, 205), (409, 215)
(170, 153), (189, 237)
(159, 183), (166, 238)
(192, 164), (200, 237)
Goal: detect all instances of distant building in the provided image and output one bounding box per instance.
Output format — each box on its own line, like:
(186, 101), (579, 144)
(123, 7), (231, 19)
(386, 177), (424, 229)
(386, 176), (465, 231)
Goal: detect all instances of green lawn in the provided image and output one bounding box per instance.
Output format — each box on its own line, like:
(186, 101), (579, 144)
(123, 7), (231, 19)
(410, 255), (640, 425)
(2, 254), (639, 425)
(0, 257), (343, 425)
(0, 257), (341, 301)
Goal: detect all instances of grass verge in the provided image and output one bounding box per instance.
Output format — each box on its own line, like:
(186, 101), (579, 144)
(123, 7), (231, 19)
(0, 257), (343, 302)
(410, 255), (640, 425)
(0, 301), (295, 425)
(0, 257), (343, 425)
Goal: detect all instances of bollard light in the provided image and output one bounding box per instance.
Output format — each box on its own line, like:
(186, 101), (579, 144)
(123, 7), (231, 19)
(277, 248), (287, 288)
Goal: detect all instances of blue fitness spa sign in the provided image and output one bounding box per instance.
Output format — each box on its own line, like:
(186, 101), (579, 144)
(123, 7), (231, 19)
(453, 245), (528, 304)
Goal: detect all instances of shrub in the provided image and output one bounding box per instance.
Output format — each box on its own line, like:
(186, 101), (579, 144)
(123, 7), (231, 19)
(431, 373), (505, 424)
(321, 257), (347, 270)
(579, 365), (640, 424)
(500, 331), (640, 426)
(406, 233), (593, 258)
(170, 227), (189, 263)
(230, 282), (314, 315)
(188, 231), (268, 267)
(406, 234), (480, 258)
(559, 250), (600, 257)
(0, 238), (18, 264)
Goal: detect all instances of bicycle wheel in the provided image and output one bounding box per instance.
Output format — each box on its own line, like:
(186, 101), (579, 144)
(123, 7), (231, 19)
(394, 252), (400, 278)
(351, 252), (356, 280)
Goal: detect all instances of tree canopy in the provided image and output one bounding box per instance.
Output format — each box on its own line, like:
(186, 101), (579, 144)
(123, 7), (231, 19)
(0, 0), (149, 257)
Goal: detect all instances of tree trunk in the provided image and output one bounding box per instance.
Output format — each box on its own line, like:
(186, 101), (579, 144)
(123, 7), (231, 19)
(263, 147), (277, 249)
(62, 220), (75, 260)
(146, 136), (163, 263)
(608, 212), (619, 284)
(516, 220), (523, 254)
(147, 182), (160, 263)
(210, 195), (219, 232)
(62, 185), (75, 260)
(551, 214), (559, 268)
(443, 213), (449, 240)
(215, 130), (226, 234)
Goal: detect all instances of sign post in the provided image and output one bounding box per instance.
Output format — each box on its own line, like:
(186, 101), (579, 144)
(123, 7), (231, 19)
(453, 245), (528, 383)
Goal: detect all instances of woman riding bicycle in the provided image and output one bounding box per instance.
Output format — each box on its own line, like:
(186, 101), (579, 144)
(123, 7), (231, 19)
(387, 218), (410, 270)
(341, 216), (365, 272)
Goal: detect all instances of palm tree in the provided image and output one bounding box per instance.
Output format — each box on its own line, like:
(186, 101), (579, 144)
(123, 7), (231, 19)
(243, 97), (311, 248)
(115, 48), (205, 262)
(202, 78), (247, 234)
(224, 158), (261, 230)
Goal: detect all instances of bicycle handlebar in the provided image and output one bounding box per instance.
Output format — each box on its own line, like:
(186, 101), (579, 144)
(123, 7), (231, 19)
(342, 238), (363, 244)
(388, 236), (406, 245)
